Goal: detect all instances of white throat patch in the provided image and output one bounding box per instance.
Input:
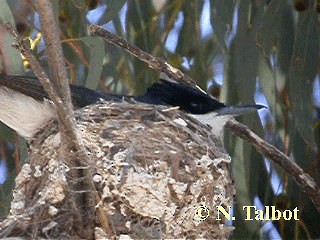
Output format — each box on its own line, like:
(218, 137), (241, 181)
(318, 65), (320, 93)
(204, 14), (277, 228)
(188, 112), (233, 136)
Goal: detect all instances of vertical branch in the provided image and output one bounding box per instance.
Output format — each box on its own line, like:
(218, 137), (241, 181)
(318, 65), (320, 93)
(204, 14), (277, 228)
(34, 0), (75, 144)
(34, 0), (71, 105)
(33, 1), (95, 237)
(6, 1), (96, 238)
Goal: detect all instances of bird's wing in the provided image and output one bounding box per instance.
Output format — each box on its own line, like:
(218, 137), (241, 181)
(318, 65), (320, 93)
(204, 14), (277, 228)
(0, 74), (117, 108)
(0, 74), (49, 102)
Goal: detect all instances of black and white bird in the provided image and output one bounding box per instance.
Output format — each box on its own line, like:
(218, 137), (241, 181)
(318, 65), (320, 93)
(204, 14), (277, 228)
(0, 74), (264, 139)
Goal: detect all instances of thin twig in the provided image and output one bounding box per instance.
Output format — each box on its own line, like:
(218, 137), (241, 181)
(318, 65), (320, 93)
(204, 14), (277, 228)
(89, 25), (320, 213)
(2, 3), (96, 237)
(4, 23), (64, 108)
(33, 1), (96, 238)
(226, 119), (320, 212)
(89, 24), (196, 86)
(35, 0), (71, 104)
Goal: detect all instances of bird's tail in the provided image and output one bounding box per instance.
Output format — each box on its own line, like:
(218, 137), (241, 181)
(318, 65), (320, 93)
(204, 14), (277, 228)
(216, 104), (266, 116)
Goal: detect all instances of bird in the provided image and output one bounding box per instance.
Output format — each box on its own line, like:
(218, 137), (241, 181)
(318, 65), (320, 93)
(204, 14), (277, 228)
(0, 74), (264, 139)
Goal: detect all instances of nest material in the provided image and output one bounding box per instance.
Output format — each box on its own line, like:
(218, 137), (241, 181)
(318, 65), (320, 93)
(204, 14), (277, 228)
(0, 101), (235, 239)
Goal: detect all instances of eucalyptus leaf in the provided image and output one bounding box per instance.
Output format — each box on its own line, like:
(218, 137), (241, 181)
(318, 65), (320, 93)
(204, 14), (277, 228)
(210, 0), (234, 49)
(98, 0), (127, 25)
(81, 36), (105, 90)
(0, 1), (24, 74)
(277, 3), (294, 74)
(256, 0), (285, 56)
(288, 10), (318, 147)
(223, 0), (266, 238)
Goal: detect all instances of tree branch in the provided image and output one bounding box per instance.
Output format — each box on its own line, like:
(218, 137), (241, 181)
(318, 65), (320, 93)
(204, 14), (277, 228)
(34, 0), (72, 105)
(2, 2), (96, 237)
(33, 2), (95, 237)
(225, 119), (320, 212)
(89, 24), (196, 86)
(89, 24), (320, 213)
(3, 23), (65, 126)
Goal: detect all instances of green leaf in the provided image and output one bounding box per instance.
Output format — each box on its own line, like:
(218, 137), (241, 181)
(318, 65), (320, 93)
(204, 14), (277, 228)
(231, 139), (262, 239)
(288, 10), (318, 147)
(0, 124), (14, 142)
(257, 55), (276, 106)
(256, 0), (286, 56)
(210, 0), (234, 49)
(125, 0), (160, 93)
(277, 3), (294, 73)
(98, 0), (127, 25)
(176, 1), (202, 58)
(81, 36), (105, 90)
(0, 1), (24, 74)
(222, 0), (267, 238)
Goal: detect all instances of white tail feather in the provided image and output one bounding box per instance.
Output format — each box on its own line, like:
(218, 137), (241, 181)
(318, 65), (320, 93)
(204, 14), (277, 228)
(0, 87), (55, 139)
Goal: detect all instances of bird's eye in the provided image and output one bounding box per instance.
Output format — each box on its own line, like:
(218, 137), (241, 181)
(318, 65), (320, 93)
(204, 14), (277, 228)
(190, 102), (201, 109)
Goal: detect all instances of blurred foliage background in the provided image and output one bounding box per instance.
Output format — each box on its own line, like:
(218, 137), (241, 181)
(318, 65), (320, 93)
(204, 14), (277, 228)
(0, 0), (319, 239)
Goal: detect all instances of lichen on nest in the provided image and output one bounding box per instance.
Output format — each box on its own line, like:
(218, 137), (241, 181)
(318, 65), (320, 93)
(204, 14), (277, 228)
(1, 100), (234, 239)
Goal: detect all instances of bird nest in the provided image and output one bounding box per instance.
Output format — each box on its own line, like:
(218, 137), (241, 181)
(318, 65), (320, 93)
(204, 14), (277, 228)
(0, 101), (234, 239)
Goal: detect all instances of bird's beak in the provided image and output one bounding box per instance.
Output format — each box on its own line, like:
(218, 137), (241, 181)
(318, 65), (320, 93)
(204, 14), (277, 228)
(216, 105), (266, 116)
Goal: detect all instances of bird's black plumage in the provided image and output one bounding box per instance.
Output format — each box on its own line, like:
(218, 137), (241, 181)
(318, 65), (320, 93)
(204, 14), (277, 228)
(135, 80), (227, 114)
(0, 74), (121, 108)
(0, 74), (229, 114)
(0, 74), (265, 114)
(0, 74), (264, 138)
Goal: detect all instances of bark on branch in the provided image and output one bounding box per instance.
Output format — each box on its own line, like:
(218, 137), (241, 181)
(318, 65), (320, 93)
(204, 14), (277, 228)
(2, 2), (96, 237)
(89, 24), (196, 86)
(225, 119), (320, 212)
